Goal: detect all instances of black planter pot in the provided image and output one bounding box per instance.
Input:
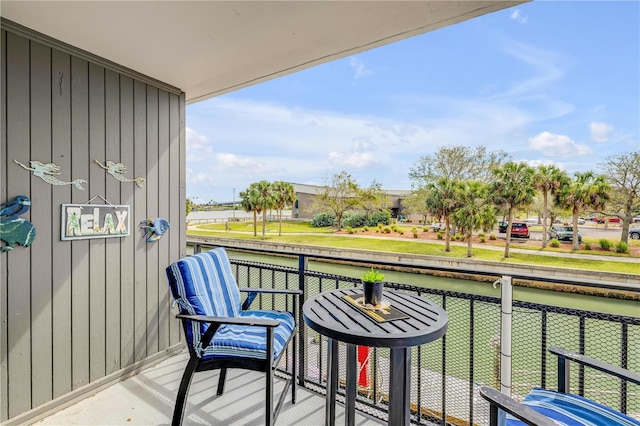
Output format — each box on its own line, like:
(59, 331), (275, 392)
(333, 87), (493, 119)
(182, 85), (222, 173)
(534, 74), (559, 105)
(362, 280), (384, 306)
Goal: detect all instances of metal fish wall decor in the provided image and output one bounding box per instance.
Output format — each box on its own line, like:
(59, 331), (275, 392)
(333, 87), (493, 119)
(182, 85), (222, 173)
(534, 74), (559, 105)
(14, 159), (87, 190)
(1, 195), (36, 251)
(95, 160), (145, 188)
(140, 218), (170, 242)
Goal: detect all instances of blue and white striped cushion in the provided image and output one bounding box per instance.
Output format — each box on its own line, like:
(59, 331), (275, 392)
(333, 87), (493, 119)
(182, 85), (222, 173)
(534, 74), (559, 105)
(201, 310), (295, 360)
(506, 387), (640, 426)
(166, 248), (294, 360)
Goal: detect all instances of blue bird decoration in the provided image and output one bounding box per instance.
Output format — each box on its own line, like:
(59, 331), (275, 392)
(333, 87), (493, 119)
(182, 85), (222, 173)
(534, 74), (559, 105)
(1, 195), (36, 251)
(140, 218), (170, 242)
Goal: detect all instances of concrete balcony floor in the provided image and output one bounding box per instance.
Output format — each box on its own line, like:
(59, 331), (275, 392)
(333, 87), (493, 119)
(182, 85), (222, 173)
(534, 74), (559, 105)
(34, 350), (384, 425)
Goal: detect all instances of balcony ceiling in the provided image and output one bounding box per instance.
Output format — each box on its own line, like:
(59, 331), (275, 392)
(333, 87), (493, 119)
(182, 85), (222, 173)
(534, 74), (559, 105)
(1, 1), (524, 104)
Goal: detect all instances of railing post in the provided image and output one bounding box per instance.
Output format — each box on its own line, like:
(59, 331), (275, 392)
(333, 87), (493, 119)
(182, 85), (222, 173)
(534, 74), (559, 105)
(621, 323), (628, 413)
(499, 276), (513, 396)
(298, 254), (308, 387)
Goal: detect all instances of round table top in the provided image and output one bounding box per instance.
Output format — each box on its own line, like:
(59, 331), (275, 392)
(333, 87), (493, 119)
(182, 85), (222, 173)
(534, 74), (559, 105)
(303, 287), (448, 348)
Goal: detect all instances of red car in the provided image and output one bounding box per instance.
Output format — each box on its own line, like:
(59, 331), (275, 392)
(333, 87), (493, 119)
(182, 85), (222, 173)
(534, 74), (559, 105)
(591, 217), (620, 224)
(509, 221), (530, 238)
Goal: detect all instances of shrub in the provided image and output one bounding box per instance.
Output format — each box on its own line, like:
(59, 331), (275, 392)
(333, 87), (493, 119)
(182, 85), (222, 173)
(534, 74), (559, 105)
(367, 211), (391, 227)
(383, 227), (392, 234)
(549, 238), (560, 248)
(489, 234), (496, 241)
(398, 230), (404, 235)
(413, 231), (419, 238)
(454, 233), (464, 241)
(599, 239), (612, 251)
(363, 226), (369, 232)
(437, 231), (444, 240)
(479, 235), (486, 243)
(422, 227), (429, 232)
(346, 226), (354, 234)
(615, 241), (629, 253)
(584, 242), (592, 250)
(311, 212), (336, 227)
(411, 227), (418, 233)
(342, 213), (367, 229)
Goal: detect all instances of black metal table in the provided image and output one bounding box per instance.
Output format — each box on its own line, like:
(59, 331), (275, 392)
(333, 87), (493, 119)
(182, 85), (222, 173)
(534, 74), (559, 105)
(303, 287), (448, 426)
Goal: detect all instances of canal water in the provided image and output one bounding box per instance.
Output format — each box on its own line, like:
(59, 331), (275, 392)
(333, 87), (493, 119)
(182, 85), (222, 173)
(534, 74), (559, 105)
(227, 249), (639, 317)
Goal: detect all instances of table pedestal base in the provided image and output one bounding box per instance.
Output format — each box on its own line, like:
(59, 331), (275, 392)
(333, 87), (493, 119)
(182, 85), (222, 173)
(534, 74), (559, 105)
(325, 340), (411, 426)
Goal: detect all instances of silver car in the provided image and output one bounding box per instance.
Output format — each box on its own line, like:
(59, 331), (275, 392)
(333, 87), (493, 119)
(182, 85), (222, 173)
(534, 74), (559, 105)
(549, 225), (582, 242)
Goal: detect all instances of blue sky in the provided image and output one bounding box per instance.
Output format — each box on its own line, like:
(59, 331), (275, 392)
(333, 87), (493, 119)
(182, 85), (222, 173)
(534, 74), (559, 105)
(186, 1), (639, 204)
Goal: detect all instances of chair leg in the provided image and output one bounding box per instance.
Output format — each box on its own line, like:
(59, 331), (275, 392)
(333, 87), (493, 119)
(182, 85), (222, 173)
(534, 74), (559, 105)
(217, 368), (227, 395)
(266, 327), (275, 426)
(292, 330), (297, 404)
(266, 363), (274, 426)
(172, 357), (198, 426)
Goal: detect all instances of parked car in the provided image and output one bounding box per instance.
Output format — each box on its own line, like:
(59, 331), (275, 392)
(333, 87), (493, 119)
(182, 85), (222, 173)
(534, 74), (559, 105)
(498, 221), (530, 238)
(633, 217), (640, 224)
(497, 221), (530, 238)
(549, 225), (582, 242)
(589, 216), (620, 224)
(629, 228), (640, 240)
(511, 222), (530, 238)
(432, 222), (447, 232)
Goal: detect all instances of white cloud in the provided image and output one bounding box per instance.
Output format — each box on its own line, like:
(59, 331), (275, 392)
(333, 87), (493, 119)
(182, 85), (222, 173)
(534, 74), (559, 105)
(349, 57), (372, 82)
(510, 9), (528, 24)
(521, 158), (566, 170)
(493, 41), (567, 102)
(214, 153), (282, 174)
(589, 122), (614, 143)
(528, 131), (592, 158)
(186, 127), (213, 162)
(327, 151), (379, 168)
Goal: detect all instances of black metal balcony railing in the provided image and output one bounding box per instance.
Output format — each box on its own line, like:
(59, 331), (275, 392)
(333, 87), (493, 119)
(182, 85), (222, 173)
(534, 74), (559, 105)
(191, 243), (640, 425)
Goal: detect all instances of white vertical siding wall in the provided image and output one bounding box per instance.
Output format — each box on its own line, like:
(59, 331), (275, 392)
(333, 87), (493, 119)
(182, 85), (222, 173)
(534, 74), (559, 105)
(0, 23), (187, 423)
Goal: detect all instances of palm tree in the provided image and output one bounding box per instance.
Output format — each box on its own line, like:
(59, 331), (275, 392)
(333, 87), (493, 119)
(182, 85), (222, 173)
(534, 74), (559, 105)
(239, 183), (260, 237)
(272, 181), (295, 236)
(425, 177), (459, 252)
(490, 162), (537, 258)
(451, 181), (497, 257)
(254, 180), (275, 240)
(555, 171), (610, 250)
(534, 165), (569, 248)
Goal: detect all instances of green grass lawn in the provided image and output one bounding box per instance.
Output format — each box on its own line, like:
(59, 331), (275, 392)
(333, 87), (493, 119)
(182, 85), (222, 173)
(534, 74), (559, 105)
(188, 221), (639, 275)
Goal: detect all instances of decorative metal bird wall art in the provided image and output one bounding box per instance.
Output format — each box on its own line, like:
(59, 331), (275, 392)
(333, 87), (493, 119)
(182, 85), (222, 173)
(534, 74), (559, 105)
(95, 160), (145, 188)
(140, 218), (170, 242)
(0, 195), (36, 251)
(14, 159), (87, 190)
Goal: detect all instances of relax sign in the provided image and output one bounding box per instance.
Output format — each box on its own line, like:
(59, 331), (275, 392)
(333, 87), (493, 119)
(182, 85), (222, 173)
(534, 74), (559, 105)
(61, 204), (130, 240)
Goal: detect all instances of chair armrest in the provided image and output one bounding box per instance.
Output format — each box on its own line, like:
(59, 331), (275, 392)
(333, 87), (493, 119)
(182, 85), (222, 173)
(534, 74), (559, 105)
(479, 386), (557, 426)
(549, 346), (640, 388)
(176, 313), (280, 328)
(239, 288), (303, 295)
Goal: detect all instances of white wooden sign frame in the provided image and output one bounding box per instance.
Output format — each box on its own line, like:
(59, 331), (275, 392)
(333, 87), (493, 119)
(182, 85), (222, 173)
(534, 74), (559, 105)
(61, 203), (130, 241)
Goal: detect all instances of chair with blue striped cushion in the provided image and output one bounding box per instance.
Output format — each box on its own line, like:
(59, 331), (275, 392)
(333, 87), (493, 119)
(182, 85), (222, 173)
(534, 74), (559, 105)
(166, 248), (301, 426)
(480, 346), (640, 426)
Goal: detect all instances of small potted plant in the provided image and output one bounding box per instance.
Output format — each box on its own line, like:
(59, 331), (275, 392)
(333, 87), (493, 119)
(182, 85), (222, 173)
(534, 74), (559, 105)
(361, 268), (385, 307)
